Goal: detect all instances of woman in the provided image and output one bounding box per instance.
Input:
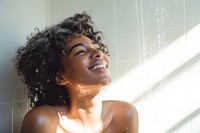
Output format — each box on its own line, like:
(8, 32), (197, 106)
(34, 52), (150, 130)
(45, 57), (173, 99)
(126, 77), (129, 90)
(16, 12), (138, 133)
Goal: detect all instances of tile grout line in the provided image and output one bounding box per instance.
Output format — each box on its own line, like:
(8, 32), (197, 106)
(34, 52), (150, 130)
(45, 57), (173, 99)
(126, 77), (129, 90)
(0, 99), (28, 105)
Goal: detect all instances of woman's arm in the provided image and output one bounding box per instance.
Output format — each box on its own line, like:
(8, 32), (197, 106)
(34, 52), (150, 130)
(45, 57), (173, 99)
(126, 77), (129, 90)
(21, 106), (59, 133)
(113, 101), (139, 133)
(126, 103), (139, 133)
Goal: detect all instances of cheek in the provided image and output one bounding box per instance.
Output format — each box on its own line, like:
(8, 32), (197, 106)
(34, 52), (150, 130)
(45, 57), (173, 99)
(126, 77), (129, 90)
(72, 59), (88, 72)
(66, 61), (88, 80)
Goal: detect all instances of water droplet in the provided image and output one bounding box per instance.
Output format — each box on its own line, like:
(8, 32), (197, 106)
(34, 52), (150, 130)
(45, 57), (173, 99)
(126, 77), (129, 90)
(36, 69), (39, 73)
(62, 50), (66, 55)
(34, 95), (38, 102)
(156, 8), (159, 11)
(35, 87), (38, 91)
(37, 82), (41, 85)
(157, 35), (161, 38)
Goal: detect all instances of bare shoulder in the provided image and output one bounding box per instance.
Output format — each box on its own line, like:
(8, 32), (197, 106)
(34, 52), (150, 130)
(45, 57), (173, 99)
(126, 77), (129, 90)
(103, 100), (138, 115)
(103, 100), (139, 133)
(21, 105), (59, 133)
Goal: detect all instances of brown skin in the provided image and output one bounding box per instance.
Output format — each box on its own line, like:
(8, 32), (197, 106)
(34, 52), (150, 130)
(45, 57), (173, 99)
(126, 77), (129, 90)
(21, 35), (138, 133)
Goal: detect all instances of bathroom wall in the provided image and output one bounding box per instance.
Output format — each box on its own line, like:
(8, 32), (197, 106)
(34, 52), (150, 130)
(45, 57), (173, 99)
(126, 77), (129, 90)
(0, 0), (49, 132)
(1, 0), (200, 133)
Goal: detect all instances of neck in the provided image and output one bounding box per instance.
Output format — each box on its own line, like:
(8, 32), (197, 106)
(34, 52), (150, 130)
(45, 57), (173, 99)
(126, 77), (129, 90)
(67, 87), (103, 127)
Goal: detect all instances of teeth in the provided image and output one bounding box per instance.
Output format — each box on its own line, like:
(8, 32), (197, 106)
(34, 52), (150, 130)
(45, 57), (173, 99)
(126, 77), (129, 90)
(91, 64), (106, 70)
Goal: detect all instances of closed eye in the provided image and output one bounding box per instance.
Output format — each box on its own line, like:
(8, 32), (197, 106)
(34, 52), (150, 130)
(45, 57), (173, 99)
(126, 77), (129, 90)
(75, 50), (86, 56)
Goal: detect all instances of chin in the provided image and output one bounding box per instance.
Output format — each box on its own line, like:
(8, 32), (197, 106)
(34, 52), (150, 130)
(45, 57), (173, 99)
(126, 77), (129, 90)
(100, 78), (112, 86)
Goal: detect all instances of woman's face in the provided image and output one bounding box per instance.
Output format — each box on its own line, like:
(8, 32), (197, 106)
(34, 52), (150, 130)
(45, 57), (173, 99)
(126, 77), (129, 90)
(60, 35), (111, 89)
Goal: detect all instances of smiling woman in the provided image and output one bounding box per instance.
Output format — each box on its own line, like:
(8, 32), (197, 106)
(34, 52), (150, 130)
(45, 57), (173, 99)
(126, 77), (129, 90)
(15, 11), (138, 133)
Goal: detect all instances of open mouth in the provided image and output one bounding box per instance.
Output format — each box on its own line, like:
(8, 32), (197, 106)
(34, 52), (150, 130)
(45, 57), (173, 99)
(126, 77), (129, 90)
(89, 64), (108, 71)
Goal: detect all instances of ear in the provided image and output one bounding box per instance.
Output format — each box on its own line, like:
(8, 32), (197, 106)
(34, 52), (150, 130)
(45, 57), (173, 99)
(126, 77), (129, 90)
(55, 73), (68, 85)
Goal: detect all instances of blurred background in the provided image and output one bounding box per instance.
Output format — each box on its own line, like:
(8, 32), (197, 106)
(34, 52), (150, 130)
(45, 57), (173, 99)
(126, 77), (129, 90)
(0, 0), (200, 132)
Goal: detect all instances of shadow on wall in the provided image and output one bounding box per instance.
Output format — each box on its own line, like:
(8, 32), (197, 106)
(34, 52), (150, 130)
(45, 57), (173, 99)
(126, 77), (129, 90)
(0, 45), (28, 133)
(0, 45), (15, 133)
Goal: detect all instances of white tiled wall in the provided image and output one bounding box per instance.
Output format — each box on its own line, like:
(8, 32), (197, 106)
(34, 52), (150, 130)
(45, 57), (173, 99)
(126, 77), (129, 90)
(1, 0), (200, 133)
(0, 0), (48, 132)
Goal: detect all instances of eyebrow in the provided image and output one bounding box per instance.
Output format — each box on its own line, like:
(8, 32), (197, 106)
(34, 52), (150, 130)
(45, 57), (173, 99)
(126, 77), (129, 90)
(69, 43), (85, 54)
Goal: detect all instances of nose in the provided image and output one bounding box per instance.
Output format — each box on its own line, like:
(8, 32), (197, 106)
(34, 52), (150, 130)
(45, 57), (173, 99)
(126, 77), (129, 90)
(90, 49), (103, 59)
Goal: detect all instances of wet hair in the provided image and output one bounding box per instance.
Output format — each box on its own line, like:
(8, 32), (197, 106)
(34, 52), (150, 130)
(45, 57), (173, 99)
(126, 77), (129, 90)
(15, 11), (109, 108)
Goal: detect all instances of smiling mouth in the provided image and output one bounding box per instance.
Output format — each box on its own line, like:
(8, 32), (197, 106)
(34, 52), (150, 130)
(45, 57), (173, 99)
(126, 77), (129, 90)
(89, 64), (108, 71)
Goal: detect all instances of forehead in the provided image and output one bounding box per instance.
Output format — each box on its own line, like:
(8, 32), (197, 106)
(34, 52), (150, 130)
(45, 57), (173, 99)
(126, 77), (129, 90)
(67, 35), (93, 47)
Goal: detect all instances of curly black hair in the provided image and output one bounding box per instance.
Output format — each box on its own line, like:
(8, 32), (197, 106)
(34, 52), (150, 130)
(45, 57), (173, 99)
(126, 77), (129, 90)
(15, 12), (109, 108)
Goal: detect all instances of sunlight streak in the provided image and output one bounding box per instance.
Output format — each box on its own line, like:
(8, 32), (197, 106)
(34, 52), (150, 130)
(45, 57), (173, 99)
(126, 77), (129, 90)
(102, 24), (200, 102)
(102, 24), (200, 133)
